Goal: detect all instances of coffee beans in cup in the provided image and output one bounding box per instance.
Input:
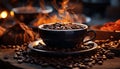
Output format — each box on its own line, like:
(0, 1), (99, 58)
(41, 23), (86, 30)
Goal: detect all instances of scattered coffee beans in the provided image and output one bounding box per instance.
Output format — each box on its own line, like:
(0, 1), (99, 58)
(0, 38), (119, 69)
(10, 41), (115, 69)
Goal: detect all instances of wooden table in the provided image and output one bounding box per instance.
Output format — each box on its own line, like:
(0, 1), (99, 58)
(0, 48), (120, 69)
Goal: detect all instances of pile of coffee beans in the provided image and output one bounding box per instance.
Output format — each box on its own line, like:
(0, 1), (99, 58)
(95, 39), (120, 49)
(0, 43), (28, 49)
(12, 45), (115, 69)
(11, 40), (116, 69)
(42, 23), (86, 30)
(1, 38), (119, 69)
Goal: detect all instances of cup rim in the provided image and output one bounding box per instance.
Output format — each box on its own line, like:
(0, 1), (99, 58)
(38, 23), (88, 31)
(12, 6), (53, 14)
(12, 6), (41, 13)
(40, 6), (53, 13)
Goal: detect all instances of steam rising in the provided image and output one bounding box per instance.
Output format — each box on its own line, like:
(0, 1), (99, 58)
(31, 0), (84, 26)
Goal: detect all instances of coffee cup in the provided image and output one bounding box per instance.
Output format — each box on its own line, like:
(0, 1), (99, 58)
(38, 23), (96, 48)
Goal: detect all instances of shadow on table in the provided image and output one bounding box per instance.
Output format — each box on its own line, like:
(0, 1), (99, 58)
(0, 60), (22, 69)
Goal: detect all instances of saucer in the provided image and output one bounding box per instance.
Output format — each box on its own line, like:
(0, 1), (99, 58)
(28, 39), (98, 56)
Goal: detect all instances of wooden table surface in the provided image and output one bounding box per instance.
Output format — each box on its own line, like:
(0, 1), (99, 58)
(0, 48), (120, 69)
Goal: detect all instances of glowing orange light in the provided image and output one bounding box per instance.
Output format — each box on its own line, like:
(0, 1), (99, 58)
(0, 11), (8, 18)
(10, 11), (14, 17)
(33, 0), (84, 27)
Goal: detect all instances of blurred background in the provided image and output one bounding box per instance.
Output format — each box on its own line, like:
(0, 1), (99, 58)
(0, 0), (120, 25)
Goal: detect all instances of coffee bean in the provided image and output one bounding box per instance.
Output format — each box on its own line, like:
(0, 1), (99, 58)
(73, 63), (79, 67)
(22, 51), (27, 56)
(16, 52), (21, 56)
(7, 45), (12, 48)
(23, 58), (30, 63)
(23, 43), (28, 46)
(13, 54), (18, 59)
(14, 48), (20, 52)
(97, 56), (103, 60)
(106, 52), (115, 59)
(79, 64), (87, 69)
(41, 63), (49, 67)
(19, 49), (23, 52)
(17, 59), (23, 64)
(67, 64), (73, 68)
(16, 45), (20, 48)
(91, 60), (96, 65)
(98, 61), (103, 65)
(88, 62), (93, 67)
(30, 60), (34, 64)
(12, 45), (16, 49)
(102, 55), (107, 60)
(56, 65), (61, 69)
(17, 56), (24, 59)
(84, 58), (91, 62)
(72, 67), (79, 69)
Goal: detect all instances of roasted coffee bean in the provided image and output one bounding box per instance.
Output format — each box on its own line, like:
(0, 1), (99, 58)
(42, 25), (49, 29)
(30, 60), (34, 64)
(72, 67), (80, 69)
(91, 60), (96, 65)
(97, 56), (103, 60)
(56, 65), (61, 69)
(23, 58), (30, 63)
(14, 48), (20, 52)
(17, 56), (24, 59)
(88, 62), (93, 67)
(41, 63), (49, 67)
(61, 26), (66, 30)
(106, 52), (115, 59)
(12, 45), (16, 49)
(79, 64), (87, 69)
(89, 58), (93, 62)
(22, 51), (27, 56)
(84, 58), (91, 62)
(91, 56), (95, 59)
(23, 43), (28, 46)
(84, 62), (89, 65)
(13, 54), (18, 59)
(97, 61), (103, 65)
(17, 59), (23, 64)
(16, 45), (20, 48)
(73, 63), (79, 67)
(7, 45), (12, 48)
(16, 52), (21, 56)
(19, 49), (23, 52)
(67, 64), (73, 68)
(102, 55), (107, 60)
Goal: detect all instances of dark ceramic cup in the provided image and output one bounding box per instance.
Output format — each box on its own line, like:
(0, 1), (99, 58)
(38, 23), (96, 48)
(12, 7), (40, 25)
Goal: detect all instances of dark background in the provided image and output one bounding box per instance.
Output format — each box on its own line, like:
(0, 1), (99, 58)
(0, 0), (120, 24)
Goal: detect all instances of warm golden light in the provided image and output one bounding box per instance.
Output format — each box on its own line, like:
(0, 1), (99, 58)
(10, 11), (14, 17)
(0, 11), (8, 18)
(33, 0), (84, 27)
